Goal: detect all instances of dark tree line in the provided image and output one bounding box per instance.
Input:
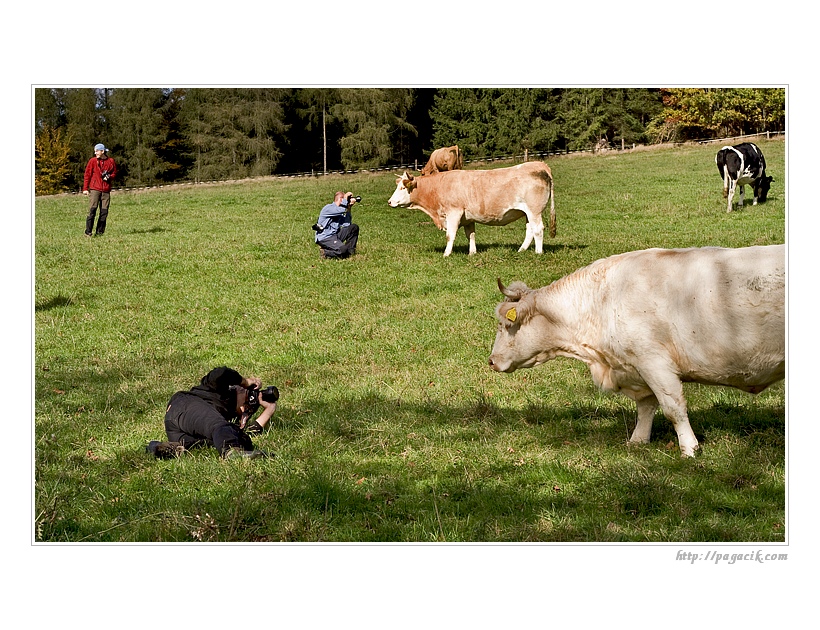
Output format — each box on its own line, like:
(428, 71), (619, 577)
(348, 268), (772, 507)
(34, 87), (785, 195)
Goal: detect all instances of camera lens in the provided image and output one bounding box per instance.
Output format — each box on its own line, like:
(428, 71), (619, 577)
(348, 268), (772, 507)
(262, 386), (279, 403)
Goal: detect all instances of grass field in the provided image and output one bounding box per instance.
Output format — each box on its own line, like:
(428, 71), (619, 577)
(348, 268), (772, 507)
(34, 138), (786, 542)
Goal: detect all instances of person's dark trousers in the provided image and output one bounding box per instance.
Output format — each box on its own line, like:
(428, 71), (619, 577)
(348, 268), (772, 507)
(319, 223), (359, 258)
(86, 189), (110, 235)
(164, 393), (253, 456)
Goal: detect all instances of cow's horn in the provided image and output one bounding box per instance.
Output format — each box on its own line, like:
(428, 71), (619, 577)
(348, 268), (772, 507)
(497, 277), (514, 296)
(498, 278), (528, 300)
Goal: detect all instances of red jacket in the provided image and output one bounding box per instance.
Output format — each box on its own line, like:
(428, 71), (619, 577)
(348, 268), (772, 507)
(83, 154), (117, 192)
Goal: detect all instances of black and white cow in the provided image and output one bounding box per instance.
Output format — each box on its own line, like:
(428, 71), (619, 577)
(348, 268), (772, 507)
(715, 142), (773, 212)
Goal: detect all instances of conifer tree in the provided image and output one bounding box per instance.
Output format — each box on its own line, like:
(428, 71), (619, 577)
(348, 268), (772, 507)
(178, 88), (288, 181)
(108, 88), (168, 187)
(332, 88), (416, 170)
(294, 88), (342, 174)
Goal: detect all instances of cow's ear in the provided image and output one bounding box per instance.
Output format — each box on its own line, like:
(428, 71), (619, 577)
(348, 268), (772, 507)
(496, 301), (530, 328)
(404, 178), (416, 192)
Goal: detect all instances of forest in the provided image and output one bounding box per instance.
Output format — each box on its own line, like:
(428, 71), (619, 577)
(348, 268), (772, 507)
(34, 87), (785, 195)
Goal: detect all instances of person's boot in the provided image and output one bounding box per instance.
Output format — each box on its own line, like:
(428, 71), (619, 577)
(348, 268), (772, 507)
(146, 441), (185, 459)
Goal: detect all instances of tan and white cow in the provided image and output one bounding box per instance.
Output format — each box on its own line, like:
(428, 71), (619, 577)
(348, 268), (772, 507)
(420, 145), (463, 176)
(488, 245), (785, 457)
(387, 162), (556, 257)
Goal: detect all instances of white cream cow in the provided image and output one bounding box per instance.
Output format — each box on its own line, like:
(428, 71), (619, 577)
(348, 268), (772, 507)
(488, 245), (785, 457)
(387, 162), (556, 257)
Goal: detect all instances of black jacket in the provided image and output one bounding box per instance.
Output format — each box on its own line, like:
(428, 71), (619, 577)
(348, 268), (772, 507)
(171, 366), (243, 422)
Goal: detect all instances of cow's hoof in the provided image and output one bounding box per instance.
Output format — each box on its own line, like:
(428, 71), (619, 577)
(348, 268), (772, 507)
(679, 445), (700, 458)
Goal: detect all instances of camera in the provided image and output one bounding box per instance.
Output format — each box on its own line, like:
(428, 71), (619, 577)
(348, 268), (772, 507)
(101, 169), (111, 182)
(230, 384), (279, 415)
(247, 385), (279, 412)
(347, 194), (362, 204)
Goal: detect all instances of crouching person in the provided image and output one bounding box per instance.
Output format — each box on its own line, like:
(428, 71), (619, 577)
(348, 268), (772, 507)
(314, 191), (360, 259)
(147, 366), (277, 460)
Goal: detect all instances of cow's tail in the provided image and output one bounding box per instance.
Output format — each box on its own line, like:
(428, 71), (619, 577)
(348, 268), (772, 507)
(548, 174), (556, 238)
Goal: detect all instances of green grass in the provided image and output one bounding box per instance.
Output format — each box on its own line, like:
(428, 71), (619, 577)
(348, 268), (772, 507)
(34, 138), (786, 542)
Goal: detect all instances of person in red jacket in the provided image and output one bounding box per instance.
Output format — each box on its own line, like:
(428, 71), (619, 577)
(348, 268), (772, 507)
(82, 143), (117, 236)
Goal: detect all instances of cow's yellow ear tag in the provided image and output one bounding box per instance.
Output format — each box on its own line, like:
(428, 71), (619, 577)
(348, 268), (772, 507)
(506, 308), (517, 322)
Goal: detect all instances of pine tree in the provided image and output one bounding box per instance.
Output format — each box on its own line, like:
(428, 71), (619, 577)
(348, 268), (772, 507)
(431, 88), (562, 159)
(178, 88), (288, 181)
(294, 88), (342, 174)
(108, 88), (169, 187)
(234, 88), (290, 177)
(430, 88), (486, 158)
(63, 88), (107, 188)
(332, 88), (416, 170)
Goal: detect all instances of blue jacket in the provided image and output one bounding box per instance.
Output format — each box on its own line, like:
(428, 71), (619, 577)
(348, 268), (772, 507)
(314, 200), (351, 243)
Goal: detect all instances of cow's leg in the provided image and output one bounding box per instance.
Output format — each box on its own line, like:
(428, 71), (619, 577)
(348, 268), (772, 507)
(517, 206), (543, 253)
(726, 180), (736, 212)
(532, 216), (545, 254)
(463, 222), (477, 255)
(738, 184), (745, 208)
(630, 393), (659, 444)
(518, 220), (535, 253)
(443, 213), (462, 257)
(640, 369), (699, 457)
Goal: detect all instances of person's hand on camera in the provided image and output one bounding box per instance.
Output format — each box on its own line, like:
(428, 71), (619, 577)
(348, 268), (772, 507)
(242, 376), (262, 389)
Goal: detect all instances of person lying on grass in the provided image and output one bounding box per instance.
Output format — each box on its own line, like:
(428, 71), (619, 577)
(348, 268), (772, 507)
(146, 366), (277, 460)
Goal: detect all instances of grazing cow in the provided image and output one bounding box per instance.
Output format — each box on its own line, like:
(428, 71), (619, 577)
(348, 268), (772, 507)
(715, 142), (773, 212)
(488, 245), (785, 457)
(420, 145), (463, 176)
(387, 162), (556, 257)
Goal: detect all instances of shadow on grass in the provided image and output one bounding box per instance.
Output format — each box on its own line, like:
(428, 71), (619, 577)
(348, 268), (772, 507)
(430, 241), (586, 257)
(35, 368), (785, 542)
(36, 294), (77, 311)
(253, 391), (784, 542)
(126, 226), (168, 235)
